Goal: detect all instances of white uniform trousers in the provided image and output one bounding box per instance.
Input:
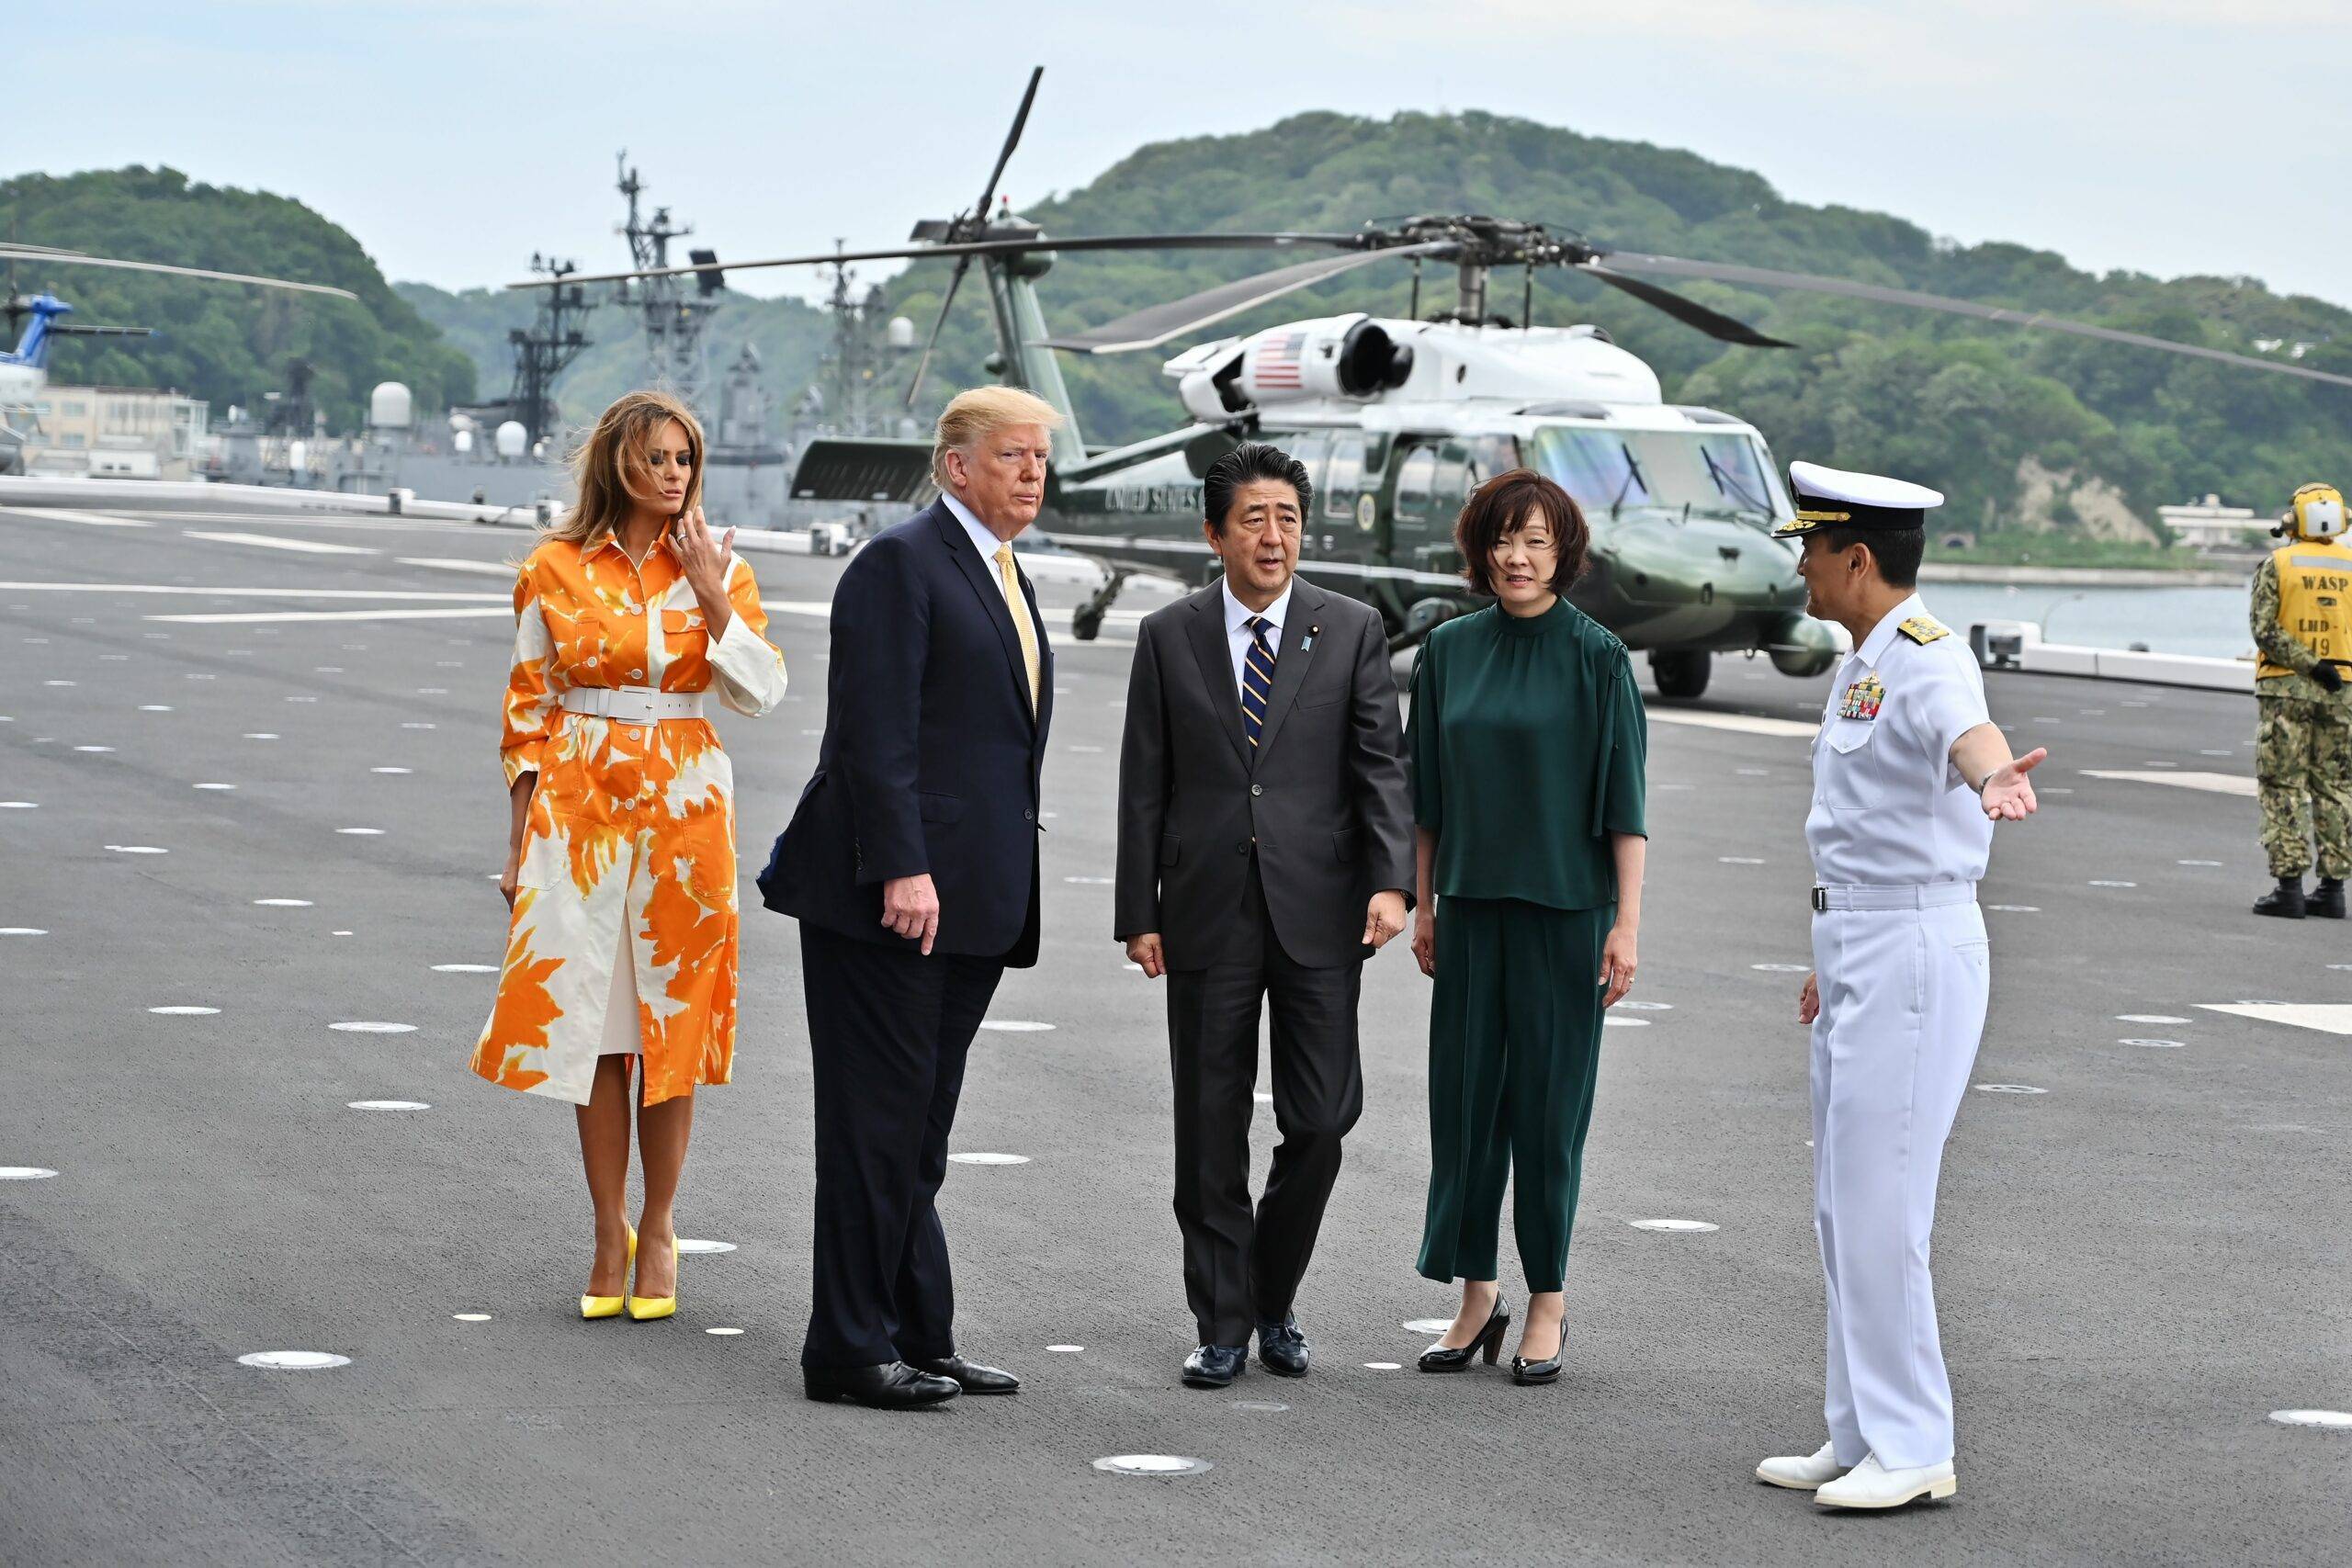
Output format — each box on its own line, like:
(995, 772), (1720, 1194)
(1809, 897), (1988, 1471)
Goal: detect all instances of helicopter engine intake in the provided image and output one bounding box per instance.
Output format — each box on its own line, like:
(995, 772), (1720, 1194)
(1170, 314), (1415, 420)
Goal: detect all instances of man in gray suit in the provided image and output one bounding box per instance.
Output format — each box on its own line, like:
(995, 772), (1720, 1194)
(1114, 442), (1415, 1388)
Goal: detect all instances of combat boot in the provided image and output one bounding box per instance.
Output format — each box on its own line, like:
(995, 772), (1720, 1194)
(2312, 878), (2346, 919)
(2254, 875), (2307, 919)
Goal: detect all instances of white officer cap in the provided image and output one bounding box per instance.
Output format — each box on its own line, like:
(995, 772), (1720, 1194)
(1775, 461), (1946, 538)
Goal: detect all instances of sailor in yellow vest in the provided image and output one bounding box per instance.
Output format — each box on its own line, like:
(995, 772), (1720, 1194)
(2250, 482), (2352, 919)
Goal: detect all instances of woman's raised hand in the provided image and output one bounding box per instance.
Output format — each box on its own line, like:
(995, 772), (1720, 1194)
(671, 505), (737, 596)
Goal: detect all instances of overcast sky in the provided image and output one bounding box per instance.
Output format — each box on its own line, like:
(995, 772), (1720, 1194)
(27, 2), (2351, 311)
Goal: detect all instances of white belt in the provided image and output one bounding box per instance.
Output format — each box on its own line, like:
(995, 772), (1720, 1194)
(559, 686), (704, 723)
(1811, 882), (1976, 912)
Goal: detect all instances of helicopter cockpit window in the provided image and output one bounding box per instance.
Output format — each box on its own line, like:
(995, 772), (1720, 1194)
(1325, 435), (1367, 524)
(1529, 425), (1790, 528)
(1394, 446), (1439, 520)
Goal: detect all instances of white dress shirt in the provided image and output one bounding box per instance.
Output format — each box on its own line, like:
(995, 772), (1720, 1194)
(1805, 592), (1995, 887)
(1220, 577), (1294, 700)
(942, 492), (1018, 596)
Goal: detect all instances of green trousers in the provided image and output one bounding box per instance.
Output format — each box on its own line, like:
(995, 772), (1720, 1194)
(1417, 897), (1611, 1292)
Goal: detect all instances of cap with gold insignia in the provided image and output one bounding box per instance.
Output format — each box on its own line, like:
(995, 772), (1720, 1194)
(1773, 461), (1946, 539)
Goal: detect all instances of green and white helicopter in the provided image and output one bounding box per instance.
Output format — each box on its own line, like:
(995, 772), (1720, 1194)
(526, 69), (2351, 699)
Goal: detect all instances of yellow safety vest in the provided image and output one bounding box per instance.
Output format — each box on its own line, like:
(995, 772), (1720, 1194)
(2259, 537), (2352, 681)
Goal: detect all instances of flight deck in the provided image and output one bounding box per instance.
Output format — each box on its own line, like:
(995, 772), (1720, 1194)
(2, 497), (2345, 1566)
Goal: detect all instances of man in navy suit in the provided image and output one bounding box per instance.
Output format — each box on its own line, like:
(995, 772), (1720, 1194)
(761, 386), (1059, 1410)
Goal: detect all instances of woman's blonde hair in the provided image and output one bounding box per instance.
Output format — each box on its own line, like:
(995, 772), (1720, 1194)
(546, 389), (706, 546)
(931, 384), (1064, 488)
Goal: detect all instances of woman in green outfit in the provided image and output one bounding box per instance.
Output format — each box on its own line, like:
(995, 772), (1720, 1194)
(1408, 468), (1648, 1386)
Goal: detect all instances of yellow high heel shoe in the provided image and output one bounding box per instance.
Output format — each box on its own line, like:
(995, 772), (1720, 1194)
(581, 1225), (637, 1321)
(626, 1229), (677, 1322)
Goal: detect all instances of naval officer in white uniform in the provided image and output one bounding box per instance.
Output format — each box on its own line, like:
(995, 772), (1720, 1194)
(1755, 462), (2046, 1511)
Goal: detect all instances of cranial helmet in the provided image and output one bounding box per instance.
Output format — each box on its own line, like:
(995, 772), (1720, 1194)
(2289, 482), (2346, 541)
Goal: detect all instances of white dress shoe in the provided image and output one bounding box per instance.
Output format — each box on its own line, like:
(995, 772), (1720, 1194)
(1814, 1453), (1957, 1509)
(1755, 1441), (1847, 1490)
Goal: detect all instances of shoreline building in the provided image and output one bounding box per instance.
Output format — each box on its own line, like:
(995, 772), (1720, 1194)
(2159, 494), (2266, 554)
(21, 384), (208, 479)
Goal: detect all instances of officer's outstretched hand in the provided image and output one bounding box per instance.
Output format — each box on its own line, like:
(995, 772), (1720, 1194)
(1980, 748), (2047, 822)
(1798, 971), (1819, 1026)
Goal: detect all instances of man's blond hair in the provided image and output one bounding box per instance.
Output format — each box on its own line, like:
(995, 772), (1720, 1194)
(932, 385), (1065, 488)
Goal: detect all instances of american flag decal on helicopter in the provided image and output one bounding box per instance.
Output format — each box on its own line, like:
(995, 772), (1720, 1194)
(1250, 331), (1306, 389)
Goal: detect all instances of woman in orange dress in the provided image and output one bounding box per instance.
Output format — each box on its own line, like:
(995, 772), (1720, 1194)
(471, 389), (787, 1321)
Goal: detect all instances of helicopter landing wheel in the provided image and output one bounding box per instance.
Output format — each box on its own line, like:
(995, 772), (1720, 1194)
(1649, 649), (1712, 702)
(1071, 606), (1103, 642)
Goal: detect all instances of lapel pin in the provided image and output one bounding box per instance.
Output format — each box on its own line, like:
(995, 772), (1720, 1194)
(1301, 624), (1319, 650)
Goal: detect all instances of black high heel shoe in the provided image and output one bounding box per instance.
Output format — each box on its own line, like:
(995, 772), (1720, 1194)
(1417, 1292), (1510, 1372)
(1510, 1317), (1564, 1385)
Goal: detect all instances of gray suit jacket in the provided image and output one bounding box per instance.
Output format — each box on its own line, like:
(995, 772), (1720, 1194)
(1114, 578), (1415, 970)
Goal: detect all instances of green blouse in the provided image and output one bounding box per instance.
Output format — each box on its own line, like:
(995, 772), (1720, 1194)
(1408, 599), (1648, 911)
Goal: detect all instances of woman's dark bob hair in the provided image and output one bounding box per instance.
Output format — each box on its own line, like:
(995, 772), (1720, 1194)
(1453, 468), (1589, 596)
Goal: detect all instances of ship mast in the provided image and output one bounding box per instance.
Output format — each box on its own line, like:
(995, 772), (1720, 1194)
(614, 152), (719, 423)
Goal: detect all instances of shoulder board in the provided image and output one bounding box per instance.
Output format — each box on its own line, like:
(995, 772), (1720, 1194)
(1898, 616), (1951, 645)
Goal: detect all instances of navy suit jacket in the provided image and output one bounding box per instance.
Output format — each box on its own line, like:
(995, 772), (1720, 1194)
(759, 500), (1053, 965)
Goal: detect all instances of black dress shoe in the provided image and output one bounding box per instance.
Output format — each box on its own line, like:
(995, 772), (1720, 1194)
(2313, 877), (2347, 919)
(2255, 875), (2308, 919)
(1510, 1327), (1564, 1386)
(1182, 1344), (1247, 1388)
(1256, 1316), (1310, 1378)
(909, 1353), (1020, 1394)
(804, 1361), (960, 1409)
(1418, 1294), (1510, 1373)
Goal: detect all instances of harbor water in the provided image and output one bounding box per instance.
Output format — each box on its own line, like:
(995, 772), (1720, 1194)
(1924, 579), (2258, 661)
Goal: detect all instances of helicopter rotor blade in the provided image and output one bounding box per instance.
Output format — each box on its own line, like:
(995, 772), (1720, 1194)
(503, 232), (1365, 290)
(972, 66), (1044, 228)
(1579, 264), (1794, 347)
(1039, 240), (1457, 355)
(1598, 251), (2352, 390)
(0, 249), (356, 300)
(904, 255), (971, 408)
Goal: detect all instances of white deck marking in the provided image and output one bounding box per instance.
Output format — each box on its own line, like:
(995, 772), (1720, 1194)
(237, 1351), (349, 1370)
(0, 581), (502, 600)
(398, 557), (517, 575)
(185, 530), (379, 556)
(2078, 769), (2256, 797)
(1649, 709), (1817, 739)
(2198, 1002), (2352, 1035)
(2269, 1409), (2352, 1428)
(1630, 1219), (1717, 1232)
(0, 505), (151, 527)
(1094, 1455), (1211, 1476)
(151, 607), (513, 625)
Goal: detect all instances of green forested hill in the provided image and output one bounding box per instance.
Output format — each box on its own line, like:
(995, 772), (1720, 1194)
(868, 110), (2349, 537)
(0, 167), (473, 424)
(28, 120), (2350, 541)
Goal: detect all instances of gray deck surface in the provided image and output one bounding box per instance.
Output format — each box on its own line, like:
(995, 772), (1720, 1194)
(2, 498), (2346, 1565)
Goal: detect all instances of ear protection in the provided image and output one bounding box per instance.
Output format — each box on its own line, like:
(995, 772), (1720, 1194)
(2289, 482), (2346, 542)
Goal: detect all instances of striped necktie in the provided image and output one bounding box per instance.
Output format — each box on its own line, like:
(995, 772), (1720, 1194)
(1241, 615), (1276, 748)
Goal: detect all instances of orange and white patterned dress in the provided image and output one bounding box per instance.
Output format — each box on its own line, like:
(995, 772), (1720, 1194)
(471, 534), (787, 1107)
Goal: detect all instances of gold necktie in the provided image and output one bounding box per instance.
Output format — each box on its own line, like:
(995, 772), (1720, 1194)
(993, 542), (1041, 711)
